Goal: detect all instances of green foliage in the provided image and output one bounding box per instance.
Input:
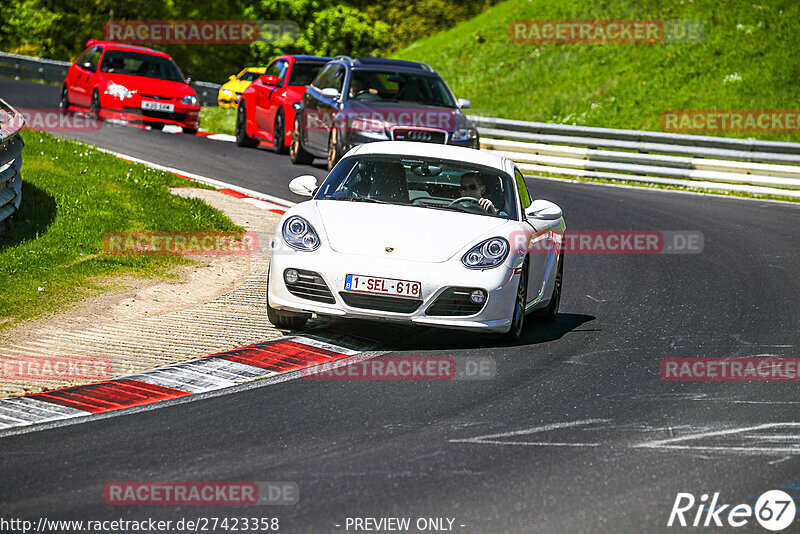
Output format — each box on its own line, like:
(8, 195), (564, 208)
(0, 0), (491, 83)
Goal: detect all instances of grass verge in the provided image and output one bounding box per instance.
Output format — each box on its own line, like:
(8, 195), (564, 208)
(0, 130), (241, 331)
(394, 0), (800, 142)
(200, 106), (237, 136)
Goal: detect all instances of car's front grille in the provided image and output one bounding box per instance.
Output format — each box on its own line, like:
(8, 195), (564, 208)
(339, 292), (422, 314)
(123, 107), (186, 121)
(285, 270), (335, 304)
(391, 128), (446, 144)
(426, 287), (486, 317)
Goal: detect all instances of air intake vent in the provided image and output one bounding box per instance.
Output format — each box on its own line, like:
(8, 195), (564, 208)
(426, 287), (486, 316)
(339, 292), (422, 314)
(285, 269), (335, 304)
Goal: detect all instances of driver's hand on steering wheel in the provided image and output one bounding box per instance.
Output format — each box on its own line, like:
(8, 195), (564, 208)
(478, 198), (497, 214)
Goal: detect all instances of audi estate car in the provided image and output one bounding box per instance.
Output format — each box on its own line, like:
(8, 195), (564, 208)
(290, 56), (479, 170)
(268, 142), (564, 340)
(60, 40), (201, 133)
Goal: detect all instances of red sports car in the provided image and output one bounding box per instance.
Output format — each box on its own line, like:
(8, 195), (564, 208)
(60, 40), (201, 134)
(235, 55), (331, 152)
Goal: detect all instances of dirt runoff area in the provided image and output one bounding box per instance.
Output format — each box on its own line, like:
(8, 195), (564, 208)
(0, 187), (287, 398)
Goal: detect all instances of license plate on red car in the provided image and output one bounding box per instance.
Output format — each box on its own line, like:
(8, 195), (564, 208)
(141, 100), (174, 112)
(345, 274), (421, 299)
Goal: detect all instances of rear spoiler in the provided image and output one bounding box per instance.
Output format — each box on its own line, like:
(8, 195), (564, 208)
(85, 39), (111, 49)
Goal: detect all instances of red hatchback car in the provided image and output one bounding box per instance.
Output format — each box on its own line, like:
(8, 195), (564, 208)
(60, 40), (201, 133)
(235, 55), (330, 152)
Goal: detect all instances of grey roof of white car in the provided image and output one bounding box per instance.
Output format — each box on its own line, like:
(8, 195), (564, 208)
(350, 141), (513, 173)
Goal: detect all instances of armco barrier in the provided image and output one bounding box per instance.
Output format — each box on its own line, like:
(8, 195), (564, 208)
(469, 115), (800, 197)
(0, 99), (24, 224)
(0, 52), (222, 107)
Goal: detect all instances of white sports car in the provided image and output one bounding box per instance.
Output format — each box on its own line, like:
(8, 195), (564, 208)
(267, 141), (565, 340)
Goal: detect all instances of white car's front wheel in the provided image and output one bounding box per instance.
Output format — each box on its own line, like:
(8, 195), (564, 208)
(506, 261), (528, 341)
(266, 273), (310, 330)
(534, 254), (563, 322)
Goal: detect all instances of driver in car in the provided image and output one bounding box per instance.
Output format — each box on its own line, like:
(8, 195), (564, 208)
(459, 171), (504, 215)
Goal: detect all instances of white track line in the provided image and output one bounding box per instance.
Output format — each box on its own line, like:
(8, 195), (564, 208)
(94, 147), (296, 208)
(525, 173), (800, 206)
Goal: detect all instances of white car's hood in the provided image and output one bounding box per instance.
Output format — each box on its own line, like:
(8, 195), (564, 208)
(314, 200), (509, 262)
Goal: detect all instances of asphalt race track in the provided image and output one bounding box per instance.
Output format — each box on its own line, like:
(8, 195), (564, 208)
(2, 77), (800, 533)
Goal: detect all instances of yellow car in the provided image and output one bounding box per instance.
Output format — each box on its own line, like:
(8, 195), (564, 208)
(218, 67), (266, 108)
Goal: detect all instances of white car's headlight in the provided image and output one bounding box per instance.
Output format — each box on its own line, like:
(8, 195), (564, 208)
(462, 237), (509, 269)
(181, 94), (198, 106)
(104, 83), (132, 98)
(283, 216), (321, 251)
(452, 128), (477, 141)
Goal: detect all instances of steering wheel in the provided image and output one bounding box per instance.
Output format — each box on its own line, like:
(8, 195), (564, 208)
(448, 196), (487, 214)
(449, 196), (482, 208)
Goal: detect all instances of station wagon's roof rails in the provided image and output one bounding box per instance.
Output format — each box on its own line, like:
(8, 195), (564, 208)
(351, 57), (434, 72)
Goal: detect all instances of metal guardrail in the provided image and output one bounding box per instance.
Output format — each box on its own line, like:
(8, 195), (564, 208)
(0, 52), (222, 107)
(191, 80), (222, 107)
(0, 99), (25, 225)
(469, 115), (800, 198)
(0, 52), (70, 82)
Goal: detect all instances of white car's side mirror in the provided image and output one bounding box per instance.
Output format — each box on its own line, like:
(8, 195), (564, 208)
(457, 98), (472, 109)
(289, 175), (318, 197)
(320, 87), (340, 99)
(526, 199), (562, 220)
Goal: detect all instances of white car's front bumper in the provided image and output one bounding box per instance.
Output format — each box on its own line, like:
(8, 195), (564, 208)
(268, 247), (520, 333)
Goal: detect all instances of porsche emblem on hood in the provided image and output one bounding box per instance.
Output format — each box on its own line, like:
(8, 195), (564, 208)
(385, 247), (394, 253)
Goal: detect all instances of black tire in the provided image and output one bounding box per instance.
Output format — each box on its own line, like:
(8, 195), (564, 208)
(183, 128), (198, 135)
(266, 274), (310, 330)
(235, 102), (258, 147)
(273, 109), (288, 154)
(289, 117), (314, 164)
(534, 254), (563, 322)
(59, 85), (71, 114)
(327, 128), (342, 171)
(89, 90), (101, 120)
(506, 259), (528, 341)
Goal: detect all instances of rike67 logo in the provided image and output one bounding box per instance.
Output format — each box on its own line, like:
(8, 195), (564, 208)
(668, 490), (796, 531)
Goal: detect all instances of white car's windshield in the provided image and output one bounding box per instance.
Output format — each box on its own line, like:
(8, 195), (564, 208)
(315, 155), (518, 220)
